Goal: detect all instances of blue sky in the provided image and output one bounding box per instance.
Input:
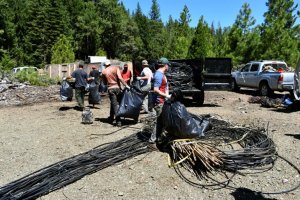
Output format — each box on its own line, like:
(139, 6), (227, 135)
(120, 0), (300, 28)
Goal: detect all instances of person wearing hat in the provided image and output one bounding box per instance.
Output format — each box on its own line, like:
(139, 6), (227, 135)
(121, 63), (132, 85)
(149, 57), (171, 143)
(136, 59), (153, 114)
(69, 63), (94, 111)
(102, 60), (130, 126)
(89, 65), (100, 85)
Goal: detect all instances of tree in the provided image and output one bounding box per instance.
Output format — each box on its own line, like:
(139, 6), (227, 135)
(187, 16), (214, 59)
(261, 0), (299, 66)
(51, 35), (75, 64)
(226, 3), (259, 65)
(172, 5), (194, 59)
(75, 1), (103, 60)
(149, 0), (161, 22)
(23, 0), (72, 66)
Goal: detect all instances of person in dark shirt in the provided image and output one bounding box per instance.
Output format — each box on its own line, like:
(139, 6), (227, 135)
(69, 63), (93, 110)
(89, 65), (100, 85)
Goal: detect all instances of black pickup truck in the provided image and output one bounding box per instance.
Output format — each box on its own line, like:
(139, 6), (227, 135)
(133, 58), (232, 106)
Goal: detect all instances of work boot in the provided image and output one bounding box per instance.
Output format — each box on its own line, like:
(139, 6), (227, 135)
(116, 121), (122, 127)
(147, 143), (159, 151)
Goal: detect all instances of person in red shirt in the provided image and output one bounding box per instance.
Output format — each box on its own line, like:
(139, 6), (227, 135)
(121, 63), (132, 85)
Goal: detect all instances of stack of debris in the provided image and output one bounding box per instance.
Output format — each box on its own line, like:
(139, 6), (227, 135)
(0, 76), (60, 107)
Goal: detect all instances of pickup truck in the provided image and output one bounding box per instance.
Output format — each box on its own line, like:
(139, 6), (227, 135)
(231, 60), (294, 96)
(133, 58), (232, 106)
(293, 59), (300, 100)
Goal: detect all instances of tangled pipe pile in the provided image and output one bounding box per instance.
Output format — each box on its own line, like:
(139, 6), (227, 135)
(0, 133), (151, 199)
(1, 115), (298, 199)
(142, 115), (299, 193)
(166, 62), (194, 90)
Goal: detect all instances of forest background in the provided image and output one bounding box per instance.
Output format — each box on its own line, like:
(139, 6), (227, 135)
(0, 0), (299, 72)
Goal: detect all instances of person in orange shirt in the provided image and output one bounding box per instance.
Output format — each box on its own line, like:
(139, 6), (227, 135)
(102, 61), (130, 126)
(121, 63), (132, 85)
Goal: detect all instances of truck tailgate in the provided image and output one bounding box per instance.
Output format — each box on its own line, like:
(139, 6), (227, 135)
(203, 58), (232, 90)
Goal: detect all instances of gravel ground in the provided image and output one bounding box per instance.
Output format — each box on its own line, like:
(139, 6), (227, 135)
(0, 87), (299, 200)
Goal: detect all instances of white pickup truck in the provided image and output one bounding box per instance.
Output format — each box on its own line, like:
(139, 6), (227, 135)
(231, 60), (294, 96)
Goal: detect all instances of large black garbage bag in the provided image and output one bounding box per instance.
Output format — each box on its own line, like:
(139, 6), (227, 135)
(131, 79), (143, 93)
(116, 87), (145, 119)
(60, 80), (73, 101)
(161, 101), (209, 139)
(88, 81), (100, 104)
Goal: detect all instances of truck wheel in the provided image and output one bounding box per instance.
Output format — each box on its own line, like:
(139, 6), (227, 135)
(259, 82), (273, 96)
(193, 91), (204, 106)
(231, 79), (240, 91)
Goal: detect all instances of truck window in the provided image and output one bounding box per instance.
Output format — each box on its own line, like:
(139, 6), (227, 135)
(250, 64), (259, 72)
(241, 64), (251, 72)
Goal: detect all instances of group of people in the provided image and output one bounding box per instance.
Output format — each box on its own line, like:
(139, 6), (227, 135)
(69, 57), (171, 143)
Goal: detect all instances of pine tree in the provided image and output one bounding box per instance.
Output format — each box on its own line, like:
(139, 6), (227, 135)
(226, 3), (259, 65)
(187, 16), (214, 59)
(261, 0), (299, 66)
(173, 5), (193, 58)
(51, 35), (75, 64)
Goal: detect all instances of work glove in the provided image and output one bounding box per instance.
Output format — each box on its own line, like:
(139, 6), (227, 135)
(136, 77), (141, 80)
(126, 85), (130, 90)
(63, 77), (66, 81)
(166, 94), (172, 100)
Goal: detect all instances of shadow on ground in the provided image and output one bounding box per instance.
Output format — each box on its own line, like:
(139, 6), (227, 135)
(230, 187), (277, 200)
(285, 133), (300, 140)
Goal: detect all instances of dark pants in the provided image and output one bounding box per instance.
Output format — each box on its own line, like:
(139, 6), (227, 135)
(108, 88), (122, 122)
(75, 87), (85, 108)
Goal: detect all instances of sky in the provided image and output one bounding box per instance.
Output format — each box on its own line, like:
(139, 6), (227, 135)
(120, 0), (300, 28)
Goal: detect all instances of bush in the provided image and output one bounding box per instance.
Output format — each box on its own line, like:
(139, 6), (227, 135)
(15, 69), (57, 86)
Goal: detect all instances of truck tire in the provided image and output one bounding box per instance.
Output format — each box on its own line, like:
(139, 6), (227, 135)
(193, 91), (204, 106)
(231, 78), (240, 91)
(259, 82), (273, 96)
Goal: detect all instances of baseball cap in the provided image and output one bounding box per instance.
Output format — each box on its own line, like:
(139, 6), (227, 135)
(142, 60), (149, 66)
(158, 57), (169, 65)
(104, 60), (111, 66)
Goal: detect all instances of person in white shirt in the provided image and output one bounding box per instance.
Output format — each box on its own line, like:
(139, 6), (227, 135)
(136, 60), (153, 114)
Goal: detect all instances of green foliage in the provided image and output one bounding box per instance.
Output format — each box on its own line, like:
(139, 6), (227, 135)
(51, 35), (75, 64)
(149, 0), (161, 21)
(225, 3), (259, 65)
(0, 0), (299, 68)
(15, 69), (56, 86)
(188, 17), (214, 59)
(261, 0), (299, 66)
(0, 53), (16, 71)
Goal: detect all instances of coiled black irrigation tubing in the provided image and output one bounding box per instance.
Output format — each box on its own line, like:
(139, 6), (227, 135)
(161, 116), (300, 194)
(0, 133), (151, 199)
(0, 116), (299, 199)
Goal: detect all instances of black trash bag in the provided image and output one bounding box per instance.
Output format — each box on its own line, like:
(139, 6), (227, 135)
(88, 81), (100, 104)
(60, 80), (73, 101)
(161, 100), (209, 139)
(116, 87), (145, 119)
(130, 79), (143, 93)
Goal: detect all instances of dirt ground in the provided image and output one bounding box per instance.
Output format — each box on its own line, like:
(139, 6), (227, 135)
(0, 88), (299, 200)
